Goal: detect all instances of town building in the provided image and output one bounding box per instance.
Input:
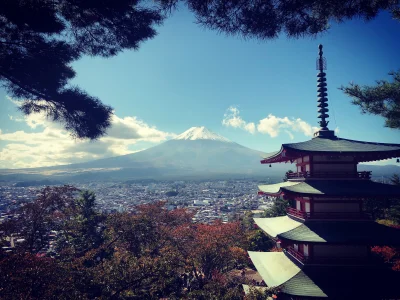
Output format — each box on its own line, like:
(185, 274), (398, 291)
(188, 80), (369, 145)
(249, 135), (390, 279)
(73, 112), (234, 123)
(248, 45), (400, 299)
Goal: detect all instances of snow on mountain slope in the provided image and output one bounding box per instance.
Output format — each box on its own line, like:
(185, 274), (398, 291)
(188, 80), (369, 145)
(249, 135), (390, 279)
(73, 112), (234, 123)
(173, 126), (232, 142)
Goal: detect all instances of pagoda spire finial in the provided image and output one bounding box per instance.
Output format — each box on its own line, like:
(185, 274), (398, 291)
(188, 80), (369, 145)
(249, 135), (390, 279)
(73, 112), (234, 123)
(314, 45), (336, 138)
(317, 44), (329, 130)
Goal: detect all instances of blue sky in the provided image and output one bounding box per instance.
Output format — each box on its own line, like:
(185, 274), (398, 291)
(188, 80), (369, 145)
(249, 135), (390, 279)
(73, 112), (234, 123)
(1, 8), (400, 168)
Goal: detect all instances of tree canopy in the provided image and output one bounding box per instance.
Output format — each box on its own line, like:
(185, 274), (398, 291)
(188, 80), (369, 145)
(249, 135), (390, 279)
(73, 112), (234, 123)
(0, 186), (266, 299)
(341, 71), (400, 129)
(1, 0), (163, 139)
(159, 0), (400, 39)
(262, 197), (290, 218)
(160, 0), (400, 129)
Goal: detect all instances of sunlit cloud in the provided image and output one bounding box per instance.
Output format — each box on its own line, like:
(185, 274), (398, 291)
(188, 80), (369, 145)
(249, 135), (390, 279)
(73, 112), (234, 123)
(8, 115), (24, 122)
(222, 106), (256, 134)
(222, 106), (319, 139)
(0, 101), (176, 168)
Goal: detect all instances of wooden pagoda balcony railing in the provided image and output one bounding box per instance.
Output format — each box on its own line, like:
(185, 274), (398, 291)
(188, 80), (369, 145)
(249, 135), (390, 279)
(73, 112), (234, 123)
(306, 256), (378, 265)
(286, 246), (308, 263)
(287, 207), (372, 220)
(286, 171), (371, 180)
(287, 207), (307, 219)
(286, 247), (376, 265)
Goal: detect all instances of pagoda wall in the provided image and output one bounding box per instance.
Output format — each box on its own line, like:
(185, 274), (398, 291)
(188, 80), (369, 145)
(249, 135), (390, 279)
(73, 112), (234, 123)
(312, 163), (355, 173)
(311, 155), (356, 174)
(295, 155), (359, 175)
(313, 202), (360, 213)
(296, 156), (310, 173)
(313, 156), (354, 162)
(313, 245), (368, 258)
(296, 164), (310, 173)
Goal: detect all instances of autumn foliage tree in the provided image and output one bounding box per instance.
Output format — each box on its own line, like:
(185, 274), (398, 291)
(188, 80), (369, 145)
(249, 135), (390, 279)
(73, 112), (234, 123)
(371, 245), (400, 271)
(102, 202), (249, 297)
(0, 253), (75, 299)
(56, 190), (106, 258)
(0, 187), (254, 299)
(367, 175), (400, 272)
(0, 185), (79, 254)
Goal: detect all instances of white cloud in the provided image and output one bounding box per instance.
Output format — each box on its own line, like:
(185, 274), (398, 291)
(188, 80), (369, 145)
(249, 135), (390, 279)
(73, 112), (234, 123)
(284, 130), (294, 140)
(8, 115), (24, 122)
(0, 108), (175, 169)
(222, 106), (320, 139)
(222, 106), (256, 134)
(258, 114), (318, 138)
(107, 115), (171, 141)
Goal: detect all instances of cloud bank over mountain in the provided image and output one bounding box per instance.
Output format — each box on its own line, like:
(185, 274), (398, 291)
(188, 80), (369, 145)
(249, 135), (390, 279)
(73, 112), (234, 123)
(0, 101), (175, 168)
(222, 106), (340, 139)
(222, 106), (256, 134)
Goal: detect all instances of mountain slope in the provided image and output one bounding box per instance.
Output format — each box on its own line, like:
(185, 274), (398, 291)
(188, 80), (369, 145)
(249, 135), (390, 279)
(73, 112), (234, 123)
(70, 139), (268, 174)
(173, 126), (232, 142)
(38, 127), (269, 174)
(1, 126), (399, 182)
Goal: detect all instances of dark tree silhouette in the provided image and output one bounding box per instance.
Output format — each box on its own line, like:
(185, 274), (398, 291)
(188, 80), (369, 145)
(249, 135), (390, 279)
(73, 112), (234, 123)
(0, 0), (163, 139)
(159, 0), (400, 39)
(341, 71), (400, 129)
(158, 0), (400, 128)
(3, 0), (400, 137)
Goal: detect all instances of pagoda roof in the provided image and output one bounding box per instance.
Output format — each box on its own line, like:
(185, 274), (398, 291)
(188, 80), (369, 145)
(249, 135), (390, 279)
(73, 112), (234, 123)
(258, 181), (299, 196)
(261, 136), (400, 164)
(254, 216), (301, 238)
(249, 251), (400, 298)
(248, 251), (327, 297)
(258, 180), (400, 197)
(254, 216), (400, 245)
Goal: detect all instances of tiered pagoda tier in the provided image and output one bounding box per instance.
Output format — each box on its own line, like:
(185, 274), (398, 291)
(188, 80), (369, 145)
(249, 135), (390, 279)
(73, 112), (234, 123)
(248, 45), (400, 299)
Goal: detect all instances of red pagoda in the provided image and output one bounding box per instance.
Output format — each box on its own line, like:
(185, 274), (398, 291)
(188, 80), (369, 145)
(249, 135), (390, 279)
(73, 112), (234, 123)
(248, 45), (400, 299)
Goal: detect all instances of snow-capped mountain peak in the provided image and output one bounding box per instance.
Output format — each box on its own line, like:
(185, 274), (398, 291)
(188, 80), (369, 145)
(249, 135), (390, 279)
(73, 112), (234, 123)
(173, 126), (231, 142)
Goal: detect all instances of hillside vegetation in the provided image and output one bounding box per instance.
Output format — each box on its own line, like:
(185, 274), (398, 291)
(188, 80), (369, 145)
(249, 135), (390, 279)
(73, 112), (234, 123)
(0, 186), (277, 299)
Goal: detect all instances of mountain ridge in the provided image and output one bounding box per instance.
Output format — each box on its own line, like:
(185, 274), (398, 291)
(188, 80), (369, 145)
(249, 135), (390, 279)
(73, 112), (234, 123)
(173, 126), (232, 142)
(0, 126), (399, 182)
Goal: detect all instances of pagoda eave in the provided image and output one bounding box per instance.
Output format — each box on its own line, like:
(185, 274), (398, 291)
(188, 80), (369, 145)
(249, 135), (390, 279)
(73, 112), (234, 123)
(260, 148), (297, 164)
(257, 190), (281, 197)
(258, 180), (400, 198)
(248, 251), (327, 298)
(254, 217), (400, 246)
(249, 251), (400, 299)
(261, 143), (400, 164)
(254, 216), (301, 238)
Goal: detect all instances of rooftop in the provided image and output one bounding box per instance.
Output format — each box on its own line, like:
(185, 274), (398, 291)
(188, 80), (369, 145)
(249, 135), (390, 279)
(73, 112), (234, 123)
(249, 251), (400, 298)
(258, 180), (400, 197)
(261, 137), (400, 164)
(254, 216), (400, 245)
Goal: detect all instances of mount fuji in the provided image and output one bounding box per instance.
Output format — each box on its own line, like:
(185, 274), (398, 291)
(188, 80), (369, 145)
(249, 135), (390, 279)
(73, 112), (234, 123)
(173, 126), (232, 142)
(1, 127), (281, 181)
(2, 126), (396, 182)
(62, 126), (272, 179)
